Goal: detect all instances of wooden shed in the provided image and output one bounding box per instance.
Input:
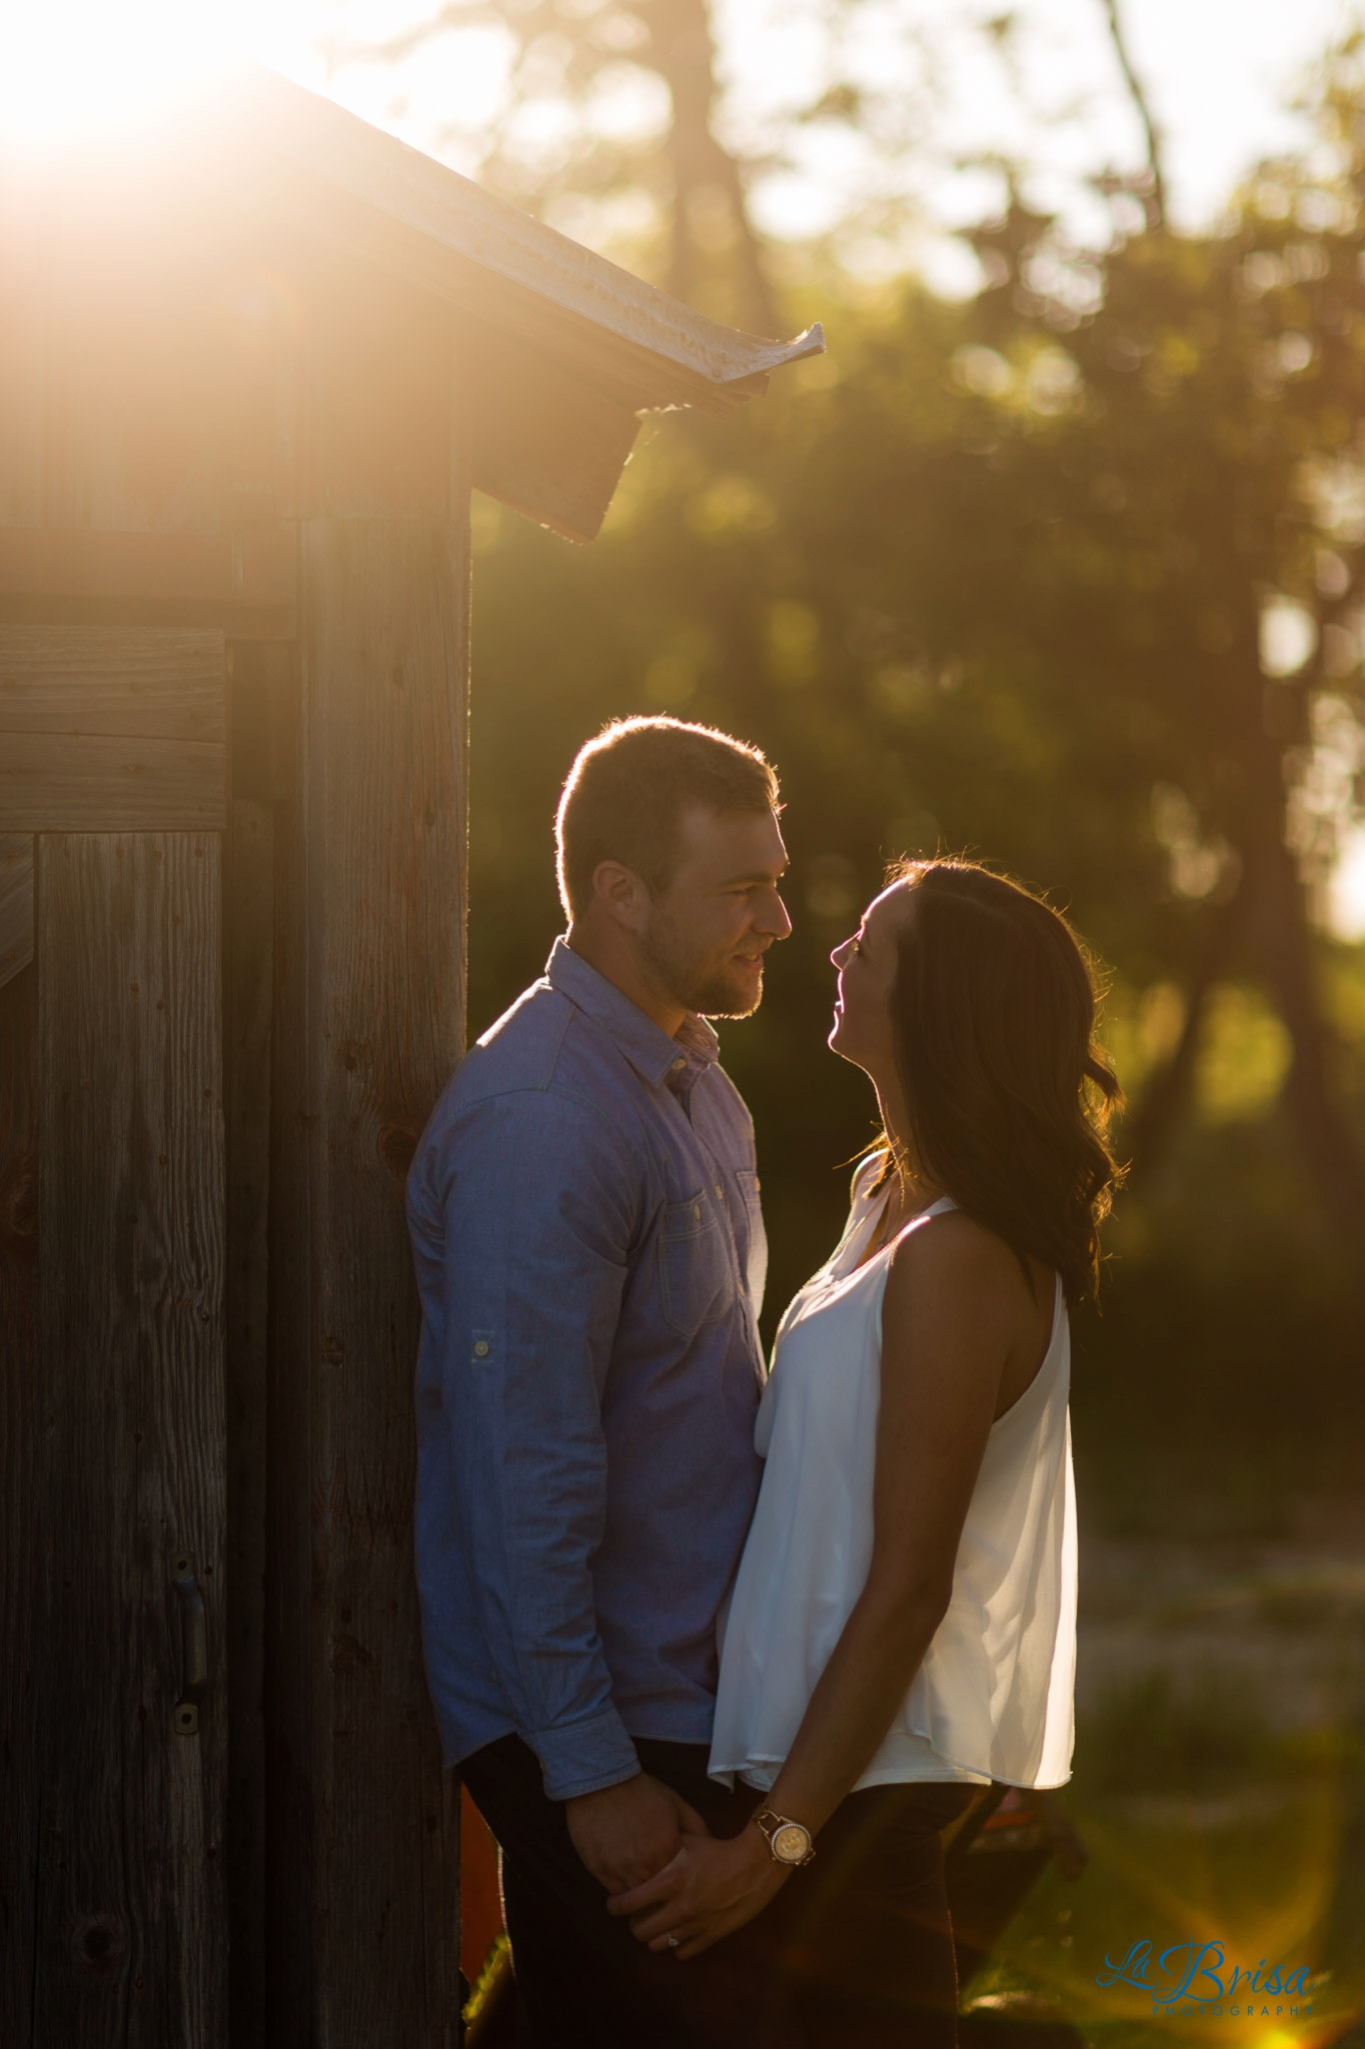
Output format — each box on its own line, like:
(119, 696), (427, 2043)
(0, 67), (820, 2048)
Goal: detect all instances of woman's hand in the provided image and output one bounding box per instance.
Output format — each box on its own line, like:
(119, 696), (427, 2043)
(606, 1821), (787, 1959)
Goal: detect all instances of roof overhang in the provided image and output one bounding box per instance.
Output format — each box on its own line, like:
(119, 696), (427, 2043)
(227, 69), (824, 420)
(224, 70), (824, 540)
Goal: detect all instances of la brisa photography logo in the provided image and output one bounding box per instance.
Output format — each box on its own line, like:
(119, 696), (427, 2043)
(1096, 1937), (1314, 2021)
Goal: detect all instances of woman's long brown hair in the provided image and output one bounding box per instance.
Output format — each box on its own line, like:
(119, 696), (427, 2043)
(880, 860), (1124, 1306)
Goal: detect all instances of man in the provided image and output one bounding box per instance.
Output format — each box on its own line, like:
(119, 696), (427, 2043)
(408, 716), (793, 2046)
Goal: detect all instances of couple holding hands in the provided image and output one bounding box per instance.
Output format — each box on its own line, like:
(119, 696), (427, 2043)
(408, 716), (1120, 2047)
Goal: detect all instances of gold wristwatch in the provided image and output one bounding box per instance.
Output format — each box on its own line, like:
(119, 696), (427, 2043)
(753, 1806), (816, 1867)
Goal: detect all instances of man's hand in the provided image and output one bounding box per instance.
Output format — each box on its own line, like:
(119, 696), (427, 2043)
(565, 1773), (709, 1893)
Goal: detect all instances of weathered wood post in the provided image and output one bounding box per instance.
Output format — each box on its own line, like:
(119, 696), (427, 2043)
(263, 269), (468, 2040)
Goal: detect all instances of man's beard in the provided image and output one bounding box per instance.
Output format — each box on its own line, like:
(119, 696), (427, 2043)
(639, 916), (762, 1019)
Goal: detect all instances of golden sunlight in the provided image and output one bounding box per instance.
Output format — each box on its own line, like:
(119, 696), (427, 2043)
(1329, 826), (1365, 942)
(0, 0), (231, 147)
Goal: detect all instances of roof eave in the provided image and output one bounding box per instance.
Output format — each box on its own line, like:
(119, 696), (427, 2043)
(228, 66), (824, 417)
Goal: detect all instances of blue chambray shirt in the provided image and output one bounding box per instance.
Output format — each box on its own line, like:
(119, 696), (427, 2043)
(408, 938), (767, 1801)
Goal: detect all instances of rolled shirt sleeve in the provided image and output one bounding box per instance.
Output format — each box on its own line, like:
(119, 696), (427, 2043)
(432, 1088), (643, 1800)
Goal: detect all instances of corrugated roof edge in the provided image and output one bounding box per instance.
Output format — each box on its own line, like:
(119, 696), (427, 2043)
(230, 65), (825, 395)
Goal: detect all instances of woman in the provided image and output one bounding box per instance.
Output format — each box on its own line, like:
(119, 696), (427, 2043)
(609, 858), (1122, 2045)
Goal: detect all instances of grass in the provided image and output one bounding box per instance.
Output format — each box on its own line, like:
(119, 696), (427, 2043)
(961, 1676), (1365, 2047)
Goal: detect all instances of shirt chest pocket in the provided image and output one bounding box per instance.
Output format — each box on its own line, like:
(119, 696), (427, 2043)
(659, 1193), (735, 1337)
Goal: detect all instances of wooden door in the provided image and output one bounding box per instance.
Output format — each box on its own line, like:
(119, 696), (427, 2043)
(0, 626), (229, 2047)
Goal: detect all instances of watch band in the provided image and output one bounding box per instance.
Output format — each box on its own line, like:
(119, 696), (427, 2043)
(753, 1805), (817, 1867)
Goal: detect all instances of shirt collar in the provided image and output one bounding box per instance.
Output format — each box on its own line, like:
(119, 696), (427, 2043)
(546, 936), (720, 1094)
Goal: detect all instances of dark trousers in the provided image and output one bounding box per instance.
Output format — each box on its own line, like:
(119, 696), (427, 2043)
(461, 1734), (975, 2049)
(753, 1778), (976, 2048)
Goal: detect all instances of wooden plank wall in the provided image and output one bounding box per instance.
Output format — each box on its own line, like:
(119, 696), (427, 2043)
(268, 514), (467, 2046)
(0, 629), (234, 2043)
(0, 199), (249, 2047)
(265, 655), (314, 2044)
(0, 528), (295, 638)
(0, 626), (226, 830)
(0, 944), (38, 2049)
(0, 192), (470, 2044)
(31, 834), (227, 2047)
(0, 831), (34, 985)
(220, 625), (300, 2049)
(223, 795), (275, 2048)
(0, 187), (298, 645)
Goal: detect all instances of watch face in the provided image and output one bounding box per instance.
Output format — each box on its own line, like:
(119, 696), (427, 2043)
(772, 1822), (811, 1864)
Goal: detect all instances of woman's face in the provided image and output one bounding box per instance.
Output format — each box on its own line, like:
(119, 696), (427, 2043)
(828, 882), (914, 1075)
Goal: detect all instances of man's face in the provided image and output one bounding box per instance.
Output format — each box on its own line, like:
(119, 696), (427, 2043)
(637, 805), (792, 1017)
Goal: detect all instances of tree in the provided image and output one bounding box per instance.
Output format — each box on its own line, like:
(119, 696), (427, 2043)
(949, 44), (1365, 1237)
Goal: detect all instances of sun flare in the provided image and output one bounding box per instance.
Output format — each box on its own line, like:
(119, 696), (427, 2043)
(0, 0), (234, 149)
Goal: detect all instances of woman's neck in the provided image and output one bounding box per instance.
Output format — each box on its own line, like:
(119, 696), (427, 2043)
(870, 1074), (944, 1221)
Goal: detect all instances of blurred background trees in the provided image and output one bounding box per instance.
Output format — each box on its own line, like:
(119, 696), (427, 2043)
(337, 0), (1365, 1527)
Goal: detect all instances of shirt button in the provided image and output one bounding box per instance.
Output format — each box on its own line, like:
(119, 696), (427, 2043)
(672, 1057), (685, 1071)
(473, 1340), (490, 1359)
(714, 1184), (723, 1198)
(692, 1204), (701, 1221)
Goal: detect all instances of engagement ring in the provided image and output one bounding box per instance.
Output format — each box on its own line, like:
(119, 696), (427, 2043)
(666, 1933), (680, 1949)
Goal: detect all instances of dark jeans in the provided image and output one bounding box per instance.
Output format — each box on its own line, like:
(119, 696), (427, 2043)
(750, 1778), (977, 2048)
(461, 1733), (976, 2049)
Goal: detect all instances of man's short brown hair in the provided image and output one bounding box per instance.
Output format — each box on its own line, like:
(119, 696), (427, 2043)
(556, 717), (780, 920)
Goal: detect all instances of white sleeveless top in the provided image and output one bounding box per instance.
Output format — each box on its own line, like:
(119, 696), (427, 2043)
(708, 1160), (1077, 1793)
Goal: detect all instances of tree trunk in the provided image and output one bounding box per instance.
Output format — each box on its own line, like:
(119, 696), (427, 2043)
(1121, 895), (1240, 1176)
(641, 0), (781, 335)
(1244, 801), (1365, 1240)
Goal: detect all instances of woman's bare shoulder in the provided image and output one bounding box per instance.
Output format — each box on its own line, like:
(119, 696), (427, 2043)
(884, 1208), (1036, 1327)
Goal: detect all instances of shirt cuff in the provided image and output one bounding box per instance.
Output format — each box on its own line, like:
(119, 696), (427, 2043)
(528, 1707), (641, 1801)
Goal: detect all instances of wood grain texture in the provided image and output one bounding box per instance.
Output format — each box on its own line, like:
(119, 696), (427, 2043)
(0, 193), (45, 528)
(265, 648), (314, 2042)
(223, 798), (273, 2049)
(0, 179), (299, 662)
(0, 624), (225, 738)
(0, 833), (34, 989)
(33, 833), (227, 2049)
(229, 641), (298, 805)
(460, 321), (640, 543)
(21, 215), (230, 538)
(0, 731), (226, 831)
(296, 256), (455, 522)
(0, 168), (303, 536)
(0, 625), (227, 830)
(269, 517), (466, 2046)
(0, 528), (295, 617)
(0, 959), (38, 2049)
